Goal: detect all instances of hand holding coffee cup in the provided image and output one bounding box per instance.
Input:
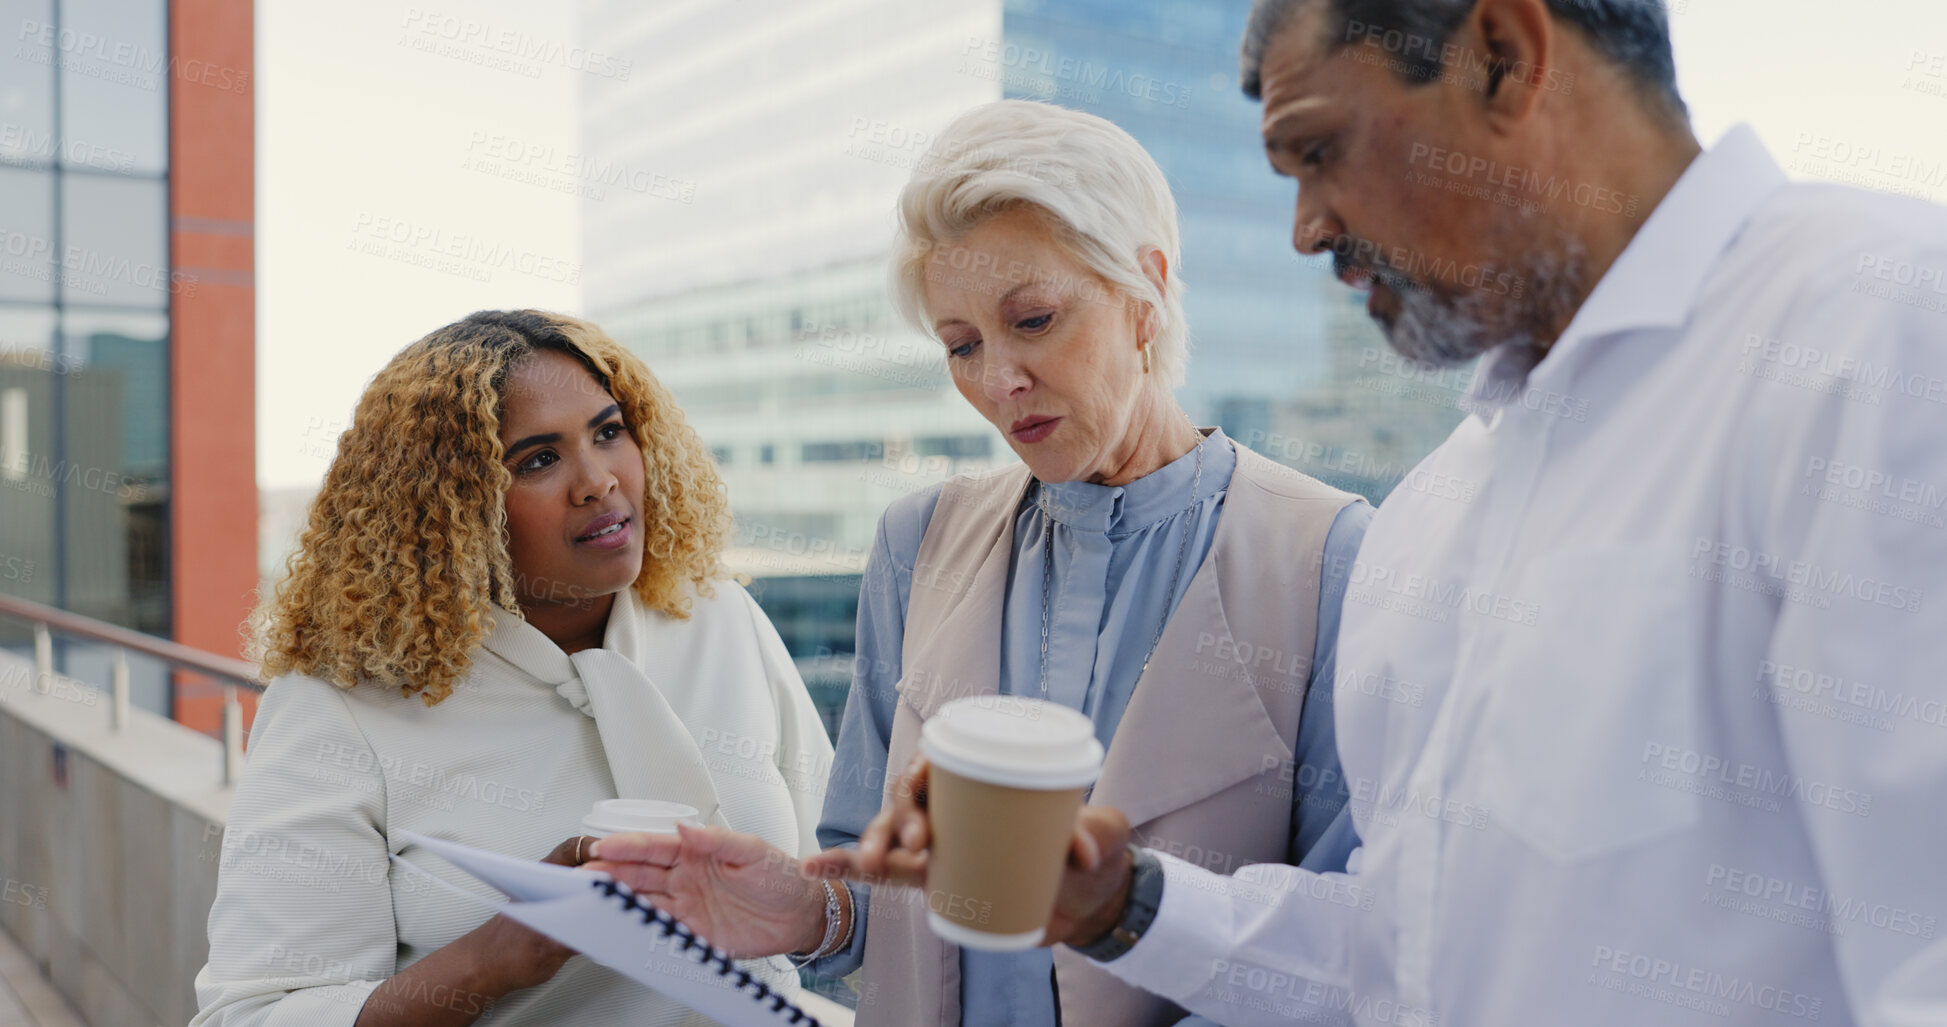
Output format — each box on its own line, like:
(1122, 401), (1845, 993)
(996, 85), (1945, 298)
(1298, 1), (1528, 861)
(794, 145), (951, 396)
(803, 759), (935, 889)
(812, 763), (1139, 949)
(811, 697), (1113, 950)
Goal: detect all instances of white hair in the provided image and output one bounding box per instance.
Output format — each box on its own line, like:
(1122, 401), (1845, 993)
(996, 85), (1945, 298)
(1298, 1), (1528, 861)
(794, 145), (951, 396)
(889, 100), (1190, 387)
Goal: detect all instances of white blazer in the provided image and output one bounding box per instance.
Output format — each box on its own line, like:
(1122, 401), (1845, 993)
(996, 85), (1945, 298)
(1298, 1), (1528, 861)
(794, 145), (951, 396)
(193, 582), (833, 1026)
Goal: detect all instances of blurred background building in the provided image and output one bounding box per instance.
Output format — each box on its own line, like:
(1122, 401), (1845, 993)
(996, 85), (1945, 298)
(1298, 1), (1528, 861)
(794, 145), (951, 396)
(0, 0), (257, 733)
(576, 0), (1467, 729)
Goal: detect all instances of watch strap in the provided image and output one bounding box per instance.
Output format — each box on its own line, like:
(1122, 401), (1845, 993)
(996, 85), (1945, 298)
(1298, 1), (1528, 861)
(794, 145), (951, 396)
(1071, 845), (1163, 963)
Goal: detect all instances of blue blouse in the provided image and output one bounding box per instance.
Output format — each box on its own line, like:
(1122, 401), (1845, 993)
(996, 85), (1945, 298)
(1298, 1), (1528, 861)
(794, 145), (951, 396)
(813, 430), (1371, 1026)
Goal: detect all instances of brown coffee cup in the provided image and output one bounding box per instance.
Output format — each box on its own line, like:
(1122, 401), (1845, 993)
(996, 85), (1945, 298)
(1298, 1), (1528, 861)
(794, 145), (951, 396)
(919, 695), (1105, 951)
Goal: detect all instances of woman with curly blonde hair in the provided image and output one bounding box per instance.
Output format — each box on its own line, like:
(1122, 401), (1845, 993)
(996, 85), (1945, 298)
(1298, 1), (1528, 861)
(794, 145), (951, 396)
(194, 310), (833, 1027)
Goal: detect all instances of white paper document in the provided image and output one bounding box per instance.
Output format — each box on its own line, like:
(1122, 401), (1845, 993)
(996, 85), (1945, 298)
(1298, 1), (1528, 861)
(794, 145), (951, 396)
(398, 830), (824, 1026)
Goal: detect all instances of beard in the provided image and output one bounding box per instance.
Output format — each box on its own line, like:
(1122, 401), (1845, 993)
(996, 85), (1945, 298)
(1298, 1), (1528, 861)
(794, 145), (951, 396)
(1336, 233), (1589, 370)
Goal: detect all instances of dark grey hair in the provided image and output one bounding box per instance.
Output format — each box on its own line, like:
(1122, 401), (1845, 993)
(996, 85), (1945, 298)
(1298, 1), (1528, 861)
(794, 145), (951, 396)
(1241, 0), (1684, 117)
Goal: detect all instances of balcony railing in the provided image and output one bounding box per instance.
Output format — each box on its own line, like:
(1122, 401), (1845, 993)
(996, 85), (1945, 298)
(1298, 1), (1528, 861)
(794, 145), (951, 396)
(0, 593), (263, 785)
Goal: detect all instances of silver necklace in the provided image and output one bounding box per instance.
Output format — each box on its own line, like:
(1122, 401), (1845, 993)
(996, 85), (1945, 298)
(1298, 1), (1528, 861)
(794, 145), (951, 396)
(1038, 432), (1206, 695)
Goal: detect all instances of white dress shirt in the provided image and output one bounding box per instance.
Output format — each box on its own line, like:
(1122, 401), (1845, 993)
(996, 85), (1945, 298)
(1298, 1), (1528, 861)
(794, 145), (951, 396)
(193, 583), (833, 1026)
(1099, 125), (1947, 1026)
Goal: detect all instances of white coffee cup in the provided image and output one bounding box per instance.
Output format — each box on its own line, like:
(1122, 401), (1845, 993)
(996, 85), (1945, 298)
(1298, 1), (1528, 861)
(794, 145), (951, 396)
(580, 799), (702, 838)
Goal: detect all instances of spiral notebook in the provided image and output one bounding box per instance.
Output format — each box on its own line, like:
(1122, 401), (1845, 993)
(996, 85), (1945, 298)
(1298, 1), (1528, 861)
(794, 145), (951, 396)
(397, 830), (822, 1026)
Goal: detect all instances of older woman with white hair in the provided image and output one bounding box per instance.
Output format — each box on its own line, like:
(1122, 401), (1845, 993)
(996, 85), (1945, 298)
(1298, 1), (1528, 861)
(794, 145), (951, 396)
(587, 100), (1371, 1027)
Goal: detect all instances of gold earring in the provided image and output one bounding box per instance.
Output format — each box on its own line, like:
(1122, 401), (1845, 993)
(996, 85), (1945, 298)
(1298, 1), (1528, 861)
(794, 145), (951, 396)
(1141, 343), (1151, 375)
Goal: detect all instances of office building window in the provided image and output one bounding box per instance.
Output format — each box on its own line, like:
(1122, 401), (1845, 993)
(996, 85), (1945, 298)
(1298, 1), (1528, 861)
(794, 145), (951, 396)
(58, 0), (169, 175)
(913, 434), (992, 461)
(0, 168), (57, 304)
(0, 0), (174, 670)
(0, 0), (55, 170)
(801, 439), (884, 464)
(62, 174), (169, 307)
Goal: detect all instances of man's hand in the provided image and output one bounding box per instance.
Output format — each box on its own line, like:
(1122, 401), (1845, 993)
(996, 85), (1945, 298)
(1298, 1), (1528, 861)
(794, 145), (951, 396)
(802, 758), (1139, 948)
(1047, 806), (1134, 947)
(802, 758), (932, 888)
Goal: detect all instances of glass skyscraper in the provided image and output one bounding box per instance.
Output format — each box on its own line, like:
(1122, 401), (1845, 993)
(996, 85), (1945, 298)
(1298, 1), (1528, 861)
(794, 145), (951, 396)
(0, 0), (258, 729)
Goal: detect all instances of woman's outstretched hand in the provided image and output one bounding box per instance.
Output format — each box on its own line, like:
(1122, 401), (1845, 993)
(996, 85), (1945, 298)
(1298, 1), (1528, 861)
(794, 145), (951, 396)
(584, 825), (832, 959)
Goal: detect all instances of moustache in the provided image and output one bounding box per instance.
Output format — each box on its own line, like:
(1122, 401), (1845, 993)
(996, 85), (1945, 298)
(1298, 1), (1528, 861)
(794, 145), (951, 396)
(1327, 239), (1420, 294)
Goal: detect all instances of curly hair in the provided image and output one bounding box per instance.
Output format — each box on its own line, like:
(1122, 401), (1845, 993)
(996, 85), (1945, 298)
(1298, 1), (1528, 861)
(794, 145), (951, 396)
(256, 310), (733, 705)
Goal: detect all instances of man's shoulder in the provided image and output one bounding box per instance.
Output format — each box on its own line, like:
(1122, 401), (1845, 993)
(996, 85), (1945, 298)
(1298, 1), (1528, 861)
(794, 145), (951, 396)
(1706, 180), (1947, 372)
(1746, 180), (1947, 274)
(1711, 182), (1947, 497)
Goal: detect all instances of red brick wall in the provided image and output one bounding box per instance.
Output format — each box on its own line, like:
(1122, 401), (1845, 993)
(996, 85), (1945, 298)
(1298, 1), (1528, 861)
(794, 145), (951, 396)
(168, 0), (258, 733)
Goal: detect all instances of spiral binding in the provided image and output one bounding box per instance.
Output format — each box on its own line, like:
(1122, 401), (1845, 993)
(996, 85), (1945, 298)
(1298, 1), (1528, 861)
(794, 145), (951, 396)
(592, 877), (824, 1026)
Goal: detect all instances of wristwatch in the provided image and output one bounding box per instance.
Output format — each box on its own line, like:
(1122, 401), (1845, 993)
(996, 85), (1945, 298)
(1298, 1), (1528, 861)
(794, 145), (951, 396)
(1071, 845), (1163, 963)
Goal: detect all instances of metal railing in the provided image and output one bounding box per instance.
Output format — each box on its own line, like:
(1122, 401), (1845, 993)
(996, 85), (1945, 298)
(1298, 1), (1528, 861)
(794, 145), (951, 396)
(0, 593), (263, 785)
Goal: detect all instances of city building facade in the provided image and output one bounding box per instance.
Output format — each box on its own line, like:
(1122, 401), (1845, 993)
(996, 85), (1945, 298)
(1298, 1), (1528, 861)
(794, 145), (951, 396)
(0, 0), (256, 731)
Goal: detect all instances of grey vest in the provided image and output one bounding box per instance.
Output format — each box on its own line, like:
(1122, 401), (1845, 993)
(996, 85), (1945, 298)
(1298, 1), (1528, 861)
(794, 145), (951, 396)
(858, 441), (1355, 1026)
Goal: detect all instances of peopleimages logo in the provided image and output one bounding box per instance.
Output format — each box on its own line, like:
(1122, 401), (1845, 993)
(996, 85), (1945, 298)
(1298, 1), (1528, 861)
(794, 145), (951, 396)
(1343, 557), (1541, 627)
(960, 38), (1195, 109)
(1588, 945), (1823, 1021)
(844, 117), (1081, 188)
(1, 879), (47, 910)
(313, 741), (547, 815)
(1758, 659), (1947, 732)
(1849, 252), (1947, 316)
(348, 213), (581, 285)
(1690, 537), (1925, 614)
(1790, 133), (1947, 188)
(1406, 143), (1639, 216)
(461, 132), (695, 204)
(0, 450), (149, 501)
(0, 228), (199, 300)
(14, 19), (250, 92)
(400, 8), (631, 80)
(1704, 864), (1937, 939)
(1640, 742), (1873, 817)
(1327, 235), (1524, 299)
(1343, 19), (1576, 95)
(0, 122), (135, 173)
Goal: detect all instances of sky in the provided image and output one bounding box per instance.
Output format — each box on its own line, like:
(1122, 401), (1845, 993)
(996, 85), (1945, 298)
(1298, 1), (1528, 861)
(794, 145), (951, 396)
(1671, 0), (1947, 197)
(257, 0), (582, 491)
(255, 0), (1947, 492)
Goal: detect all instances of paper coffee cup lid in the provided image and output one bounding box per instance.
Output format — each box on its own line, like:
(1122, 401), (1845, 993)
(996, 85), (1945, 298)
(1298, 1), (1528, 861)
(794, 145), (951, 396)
(920, 696), (1104, 790)
(582, 799), (700, 837)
